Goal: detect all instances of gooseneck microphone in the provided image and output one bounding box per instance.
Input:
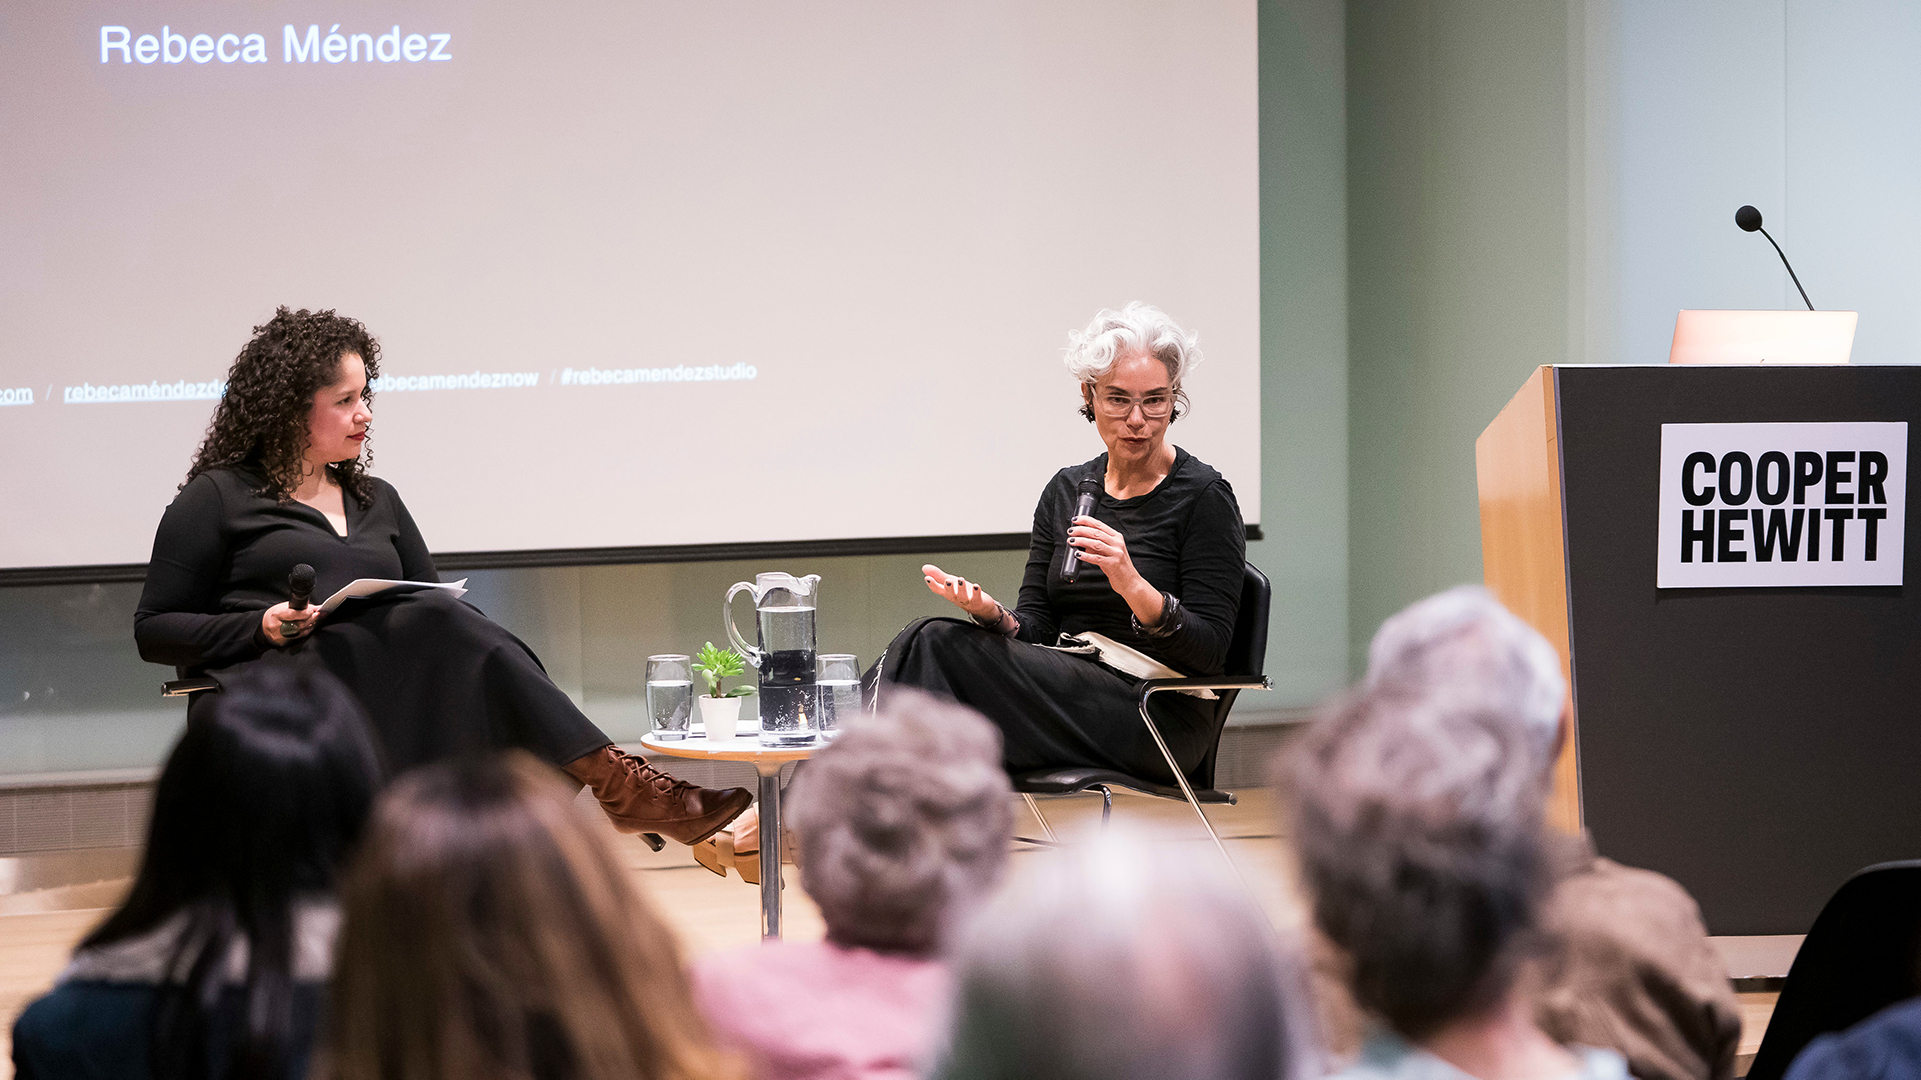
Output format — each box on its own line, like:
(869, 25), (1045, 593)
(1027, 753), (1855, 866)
(1059, 477), (1102, 582)
(1735, 205), (1815, 310)
(289, 564), (315, 611)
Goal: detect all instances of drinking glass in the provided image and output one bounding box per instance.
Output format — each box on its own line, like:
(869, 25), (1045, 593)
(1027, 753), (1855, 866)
(817, 654), (860, 736)
(646, 654), (694, 740)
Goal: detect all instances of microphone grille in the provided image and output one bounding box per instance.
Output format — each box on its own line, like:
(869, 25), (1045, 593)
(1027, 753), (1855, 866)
(291, 563), (316, 589)
(1735, 205), (1763, 232)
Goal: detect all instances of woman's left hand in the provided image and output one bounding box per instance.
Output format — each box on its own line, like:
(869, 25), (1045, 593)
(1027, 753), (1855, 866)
(1066, 515), (1142, 590)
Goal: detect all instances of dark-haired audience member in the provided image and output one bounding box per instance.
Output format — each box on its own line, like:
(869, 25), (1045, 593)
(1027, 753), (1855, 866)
(930, 832), (1323, 1080)
(1289, 682), (1628, 1080)
(1360, 588), (1741, 1080)
(315, 750), (739, 1080)
(12, 666), (383, 1080)
(1784, 996), (1921, 1080)
(693, 690), (1012, 1080)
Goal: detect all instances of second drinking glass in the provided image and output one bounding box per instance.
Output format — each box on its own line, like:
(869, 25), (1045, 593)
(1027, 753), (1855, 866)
(645, 654), (693, 740)
(817, 654), (860, 736)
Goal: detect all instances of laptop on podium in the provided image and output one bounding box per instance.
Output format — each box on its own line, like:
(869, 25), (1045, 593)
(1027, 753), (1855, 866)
(1668, 310), (1858, 365)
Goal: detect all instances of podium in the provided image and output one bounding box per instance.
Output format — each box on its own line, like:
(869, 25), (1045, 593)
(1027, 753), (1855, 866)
(1477, 365), (1920, 936)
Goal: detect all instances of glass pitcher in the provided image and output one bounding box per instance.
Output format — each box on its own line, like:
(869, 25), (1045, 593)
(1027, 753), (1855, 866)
(724, 572), (822, 746)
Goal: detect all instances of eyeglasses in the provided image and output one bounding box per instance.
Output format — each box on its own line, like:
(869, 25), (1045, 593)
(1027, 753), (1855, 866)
(1092, 390), (1175, 419)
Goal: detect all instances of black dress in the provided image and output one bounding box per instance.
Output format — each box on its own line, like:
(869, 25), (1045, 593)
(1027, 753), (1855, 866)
(869, 447), (1246, 785)
(134, 465), (610, 772)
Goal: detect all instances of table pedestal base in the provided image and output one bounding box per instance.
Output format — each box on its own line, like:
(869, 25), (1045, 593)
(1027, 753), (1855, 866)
(636, 733), (814, 942)
(757, 761), (783, 939)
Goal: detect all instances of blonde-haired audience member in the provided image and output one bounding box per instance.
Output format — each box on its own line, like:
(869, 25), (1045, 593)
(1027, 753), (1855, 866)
(693, 689), (1013, 1080)
(930, 833), (1322, 1080)
(315, 751), (740, 1080)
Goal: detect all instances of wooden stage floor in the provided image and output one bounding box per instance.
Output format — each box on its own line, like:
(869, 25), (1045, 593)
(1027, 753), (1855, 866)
(0, 787), (1774, 1078)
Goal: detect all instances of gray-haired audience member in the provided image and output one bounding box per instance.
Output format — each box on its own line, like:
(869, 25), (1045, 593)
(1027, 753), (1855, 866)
(1291, 673), (1630, 1079)
(1363, 585), (1566, 759)
(1346, 587), (1741, 1080)
(692, 689), (1013, 1080)
(1292, 679), (1628, 1080)
(931, 834), (1323, 1080)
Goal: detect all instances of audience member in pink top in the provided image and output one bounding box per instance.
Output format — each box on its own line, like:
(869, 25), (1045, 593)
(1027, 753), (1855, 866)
(694, 940), (946, 1080)
(693, 689), (1014, 1080)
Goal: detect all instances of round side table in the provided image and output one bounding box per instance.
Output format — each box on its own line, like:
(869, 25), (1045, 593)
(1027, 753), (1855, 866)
(639, 730), (816, 939)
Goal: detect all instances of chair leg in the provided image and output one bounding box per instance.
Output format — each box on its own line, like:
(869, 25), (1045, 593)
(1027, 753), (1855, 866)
(1097, 785), (1113, 827)
(1138, 696), (1237, 874)
(865, 647), (888, 716)
(1022, 792), (1057, 842)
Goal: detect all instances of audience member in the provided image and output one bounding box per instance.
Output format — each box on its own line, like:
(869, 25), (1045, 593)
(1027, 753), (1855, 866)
(1289, 680), (1627, 1080)
(693, 689), (1012, 1080)
(929, 833), (1322, 1080)
(1361, 587), (1741, 1080)
(1784, 996), (1921, 1080)
(315, 750), (739, 1080)
(12, 666), (383, 1080)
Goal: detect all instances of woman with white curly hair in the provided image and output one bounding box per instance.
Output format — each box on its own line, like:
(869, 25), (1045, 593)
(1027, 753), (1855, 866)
(867, 301), (1246, 785)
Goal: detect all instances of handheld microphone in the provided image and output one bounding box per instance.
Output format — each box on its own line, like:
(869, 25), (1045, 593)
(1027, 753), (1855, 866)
(1059, 478), (1102, 582)
(289, 564), (315, 612)
(1735, 205), (1815, 310)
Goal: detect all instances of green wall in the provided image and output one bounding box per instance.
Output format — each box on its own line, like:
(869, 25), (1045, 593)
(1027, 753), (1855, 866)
(1344, 0), (1580, 670)
(1255, 0), (1350, 705)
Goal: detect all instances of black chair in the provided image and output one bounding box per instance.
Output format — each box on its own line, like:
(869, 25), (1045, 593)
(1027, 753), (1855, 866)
(1013, 562), (1271, 863)
(1746, 860), (1921, 1080)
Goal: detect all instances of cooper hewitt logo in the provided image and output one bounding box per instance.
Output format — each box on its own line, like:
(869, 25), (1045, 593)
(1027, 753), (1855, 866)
(1658, 422), (1908, 588)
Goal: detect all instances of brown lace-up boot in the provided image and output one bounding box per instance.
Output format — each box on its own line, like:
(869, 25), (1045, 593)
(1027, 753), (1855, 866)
(563, 745), (751, 846)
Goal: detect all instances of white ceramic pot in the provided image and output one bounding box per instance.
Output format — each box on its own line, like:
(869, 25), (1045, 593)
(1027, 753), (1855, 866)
(698, 696), (742, 743)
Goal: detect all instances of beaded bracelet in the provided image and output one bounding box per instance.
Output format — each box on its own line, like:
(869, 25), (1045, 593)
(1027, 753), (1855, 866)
(972, 602), (1015, 634)
(1131, 592), (1184, 639)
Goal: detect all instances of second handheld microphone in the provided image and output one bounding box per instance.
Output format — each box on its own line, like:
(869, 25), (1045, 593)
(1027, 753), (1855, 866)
(1059, 478), (1103, 582)
(289, 564), (316, 611)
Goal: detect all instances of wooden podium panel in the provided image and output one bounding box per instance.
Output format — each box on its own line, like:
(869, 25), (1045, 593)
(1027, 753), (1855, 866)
(1478, 365), (1921, 936)
(1476, 368), (1581, 835)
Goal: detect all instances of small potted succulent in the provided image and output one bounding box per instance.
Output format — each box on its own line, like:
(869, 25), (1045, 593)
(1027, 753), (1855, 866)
(692, 641), (755, 742)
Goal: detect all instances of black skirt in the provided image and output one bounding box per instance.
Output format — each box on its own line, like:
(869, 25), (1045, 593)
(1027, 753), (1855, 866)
(197, 591), (610, 774)
(865, 617), (1216, 786)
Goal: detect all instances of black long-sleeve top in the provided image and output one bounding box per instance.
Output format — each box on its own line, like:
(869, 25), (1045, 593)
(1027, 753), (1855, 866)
(1014, 447), (1246, 675)
(134, 465), (438, 672)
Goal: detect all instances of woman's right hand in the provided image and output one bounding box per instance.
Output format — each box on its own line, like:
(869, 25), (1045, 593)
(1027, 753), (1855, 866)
(922, 564), (1004, 622)
(261, 602), (319, 647)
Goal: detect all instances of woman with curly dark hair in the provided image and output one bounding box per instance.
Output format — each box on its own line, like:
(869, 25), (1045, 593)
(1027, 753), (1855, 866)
(134, 307), (750, 847)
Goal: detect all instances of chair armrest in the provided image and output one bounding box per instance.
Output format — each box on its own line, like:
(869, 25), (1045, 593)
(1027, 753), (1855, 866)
(1137, 676), (1271, 706)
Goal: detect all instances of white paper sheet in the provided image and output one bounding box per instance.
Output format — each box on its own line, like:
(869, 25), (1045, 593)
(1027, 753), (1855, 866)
(316, 578), (468, 615)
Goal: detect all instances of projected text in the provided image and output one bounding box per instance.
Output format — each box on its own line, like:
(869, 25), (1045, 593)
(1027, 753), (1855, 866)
(100, 24), (452, 65)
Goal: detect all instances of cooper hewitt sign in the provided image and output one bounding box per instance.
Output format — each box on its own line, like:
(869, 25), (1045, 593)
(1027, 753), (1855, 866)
(1658, 422), (1908, 588)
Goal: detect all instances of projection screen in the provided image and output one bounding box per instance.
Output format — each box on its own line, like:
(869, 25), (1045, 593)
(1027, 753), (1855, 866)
(0, 1), (1259, 572)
